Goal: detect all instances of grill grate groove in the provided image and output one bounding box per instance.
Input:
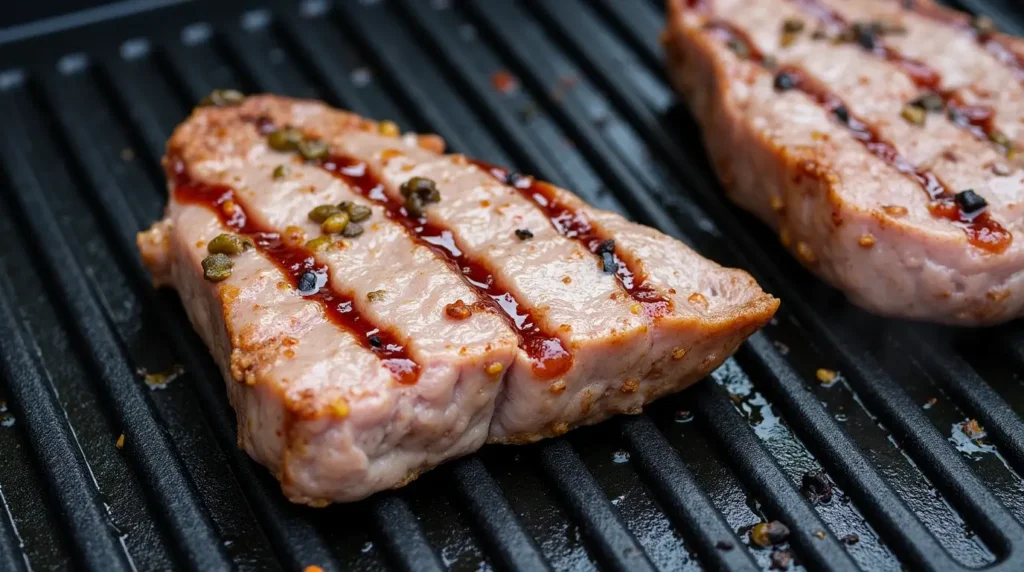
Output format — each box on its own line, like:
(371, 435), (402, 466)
(1, 1), (1023, 570)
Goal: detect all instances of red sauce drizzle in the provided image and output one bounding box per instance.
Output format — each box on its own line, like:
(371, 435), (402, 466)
(168, 156), (420, 384)
(315, 156), (573, 380)
(468, 160), (673, 318)
(705, 21), (1011, 253)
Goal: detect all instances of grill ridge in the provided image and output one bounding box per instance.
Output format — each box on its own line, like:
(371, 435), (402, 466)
(0, 0), (1022, 570)
(0, 88), (231, 570)
(0, 271), (134, 572)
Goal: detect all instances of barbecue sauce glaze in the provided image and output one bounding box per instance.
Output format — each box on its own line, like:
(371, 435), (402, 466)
(317, 156), (574, 380)
(169, 156), (421, 384)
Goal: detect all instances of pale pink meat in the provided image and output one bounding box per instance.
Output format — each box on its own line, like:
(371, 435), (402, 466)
(138, 94), (777, 504)
(664, 0), (1024, 325)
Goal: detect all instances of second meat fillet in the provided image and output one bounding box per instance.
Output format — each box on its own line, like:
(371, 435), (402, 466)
(138, 94), (778, 504)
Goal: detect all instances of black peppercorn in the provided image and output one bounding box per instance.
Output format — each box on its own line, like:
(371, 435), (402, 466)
(368, 335), (383, 348)
(773, 71), (796, 91)
(515, 229), (534, 240)
(955, 189), (987, 214)
(505, 171), (529, 188)
(601, 251), (618, 274)
(297, 271), (319, 295)
(856, 27), (876, 50)
(833, 105), (850, 124)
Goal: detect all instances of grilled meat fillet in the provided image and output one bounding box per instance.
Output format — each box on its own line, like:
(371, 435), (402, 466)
(138, 94), (778, 504)
(664, 0), (1024, 325)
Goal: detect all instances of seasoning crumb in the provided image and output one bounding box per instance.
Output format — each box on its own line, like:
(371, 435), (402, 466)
(378, 120), (400, 137)
(367, 290), (386, 302)
(491, 70), (518, 93)
(621, 378), (639, 393)
(329, 397), (350, 419)
(962, 418), (985, 440)
(116, 433), (125, 449)
(796, 241), (816, 264)
(485, 362), (504, 376)
(814, 530), (826, 540)
(138, 364), (185, 390)
(630, 303), (642, 315)
(858, 233), (876, 248)
(272, 164), (290, 179)
(924, 397), (938, 409)
(750, 521), (790, 548)
(816, 368), (838, 385)
(688, 292), (709, 308)
(445, 299), (473, 320)
(881, 205), (908, 217)
(841, 533), (860, 545)
(779, 227), (792, 247)
(550, 380), (567, 394)
(120, 148), (135, 161)
(672, 347), (687, 360)
(515, 228), (534, 240)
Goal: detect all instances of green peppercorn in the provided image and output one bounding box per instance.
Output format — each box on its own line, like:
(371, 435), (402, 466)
(321, 211), (350, 234)
(272, 165), (290, 179)
(268, 128), (302, 151)
(972, 14), (996, 35)
(910, 92), (944, 113)
(400, 176), (441, 204)
(990, 130), (1012, 150)
(199, 89), (245, 107)
(347, 204), (372, 222)
(207, 233), (253, 255)
(305, 235), (334, 252)
(298, 139), (329, 160)
(782, 18), (805, 34)
(337, 200), (353, 212)
(726, 37), (750, 59)
(900, 104), (926, 126)
(341, 222), (364, 238)
(308, 204), (342, 223)
(405, 195), (425, 218)
(201, 253), (233, 282)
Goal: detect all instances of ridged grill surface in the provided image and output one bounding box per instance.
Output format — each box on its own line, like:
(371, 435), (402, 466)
(1, 1), (1024, 570)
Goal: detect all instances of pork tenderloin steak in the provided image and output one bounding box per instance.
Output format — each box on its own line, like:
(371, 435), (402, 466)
(664, 0), (1024, 325)
(138, 93), (778, 504)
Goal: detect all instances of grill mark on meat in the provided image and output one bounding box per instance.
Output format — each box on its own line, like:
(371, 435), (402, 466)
(469, 160), (673, 319)
(787, 0), (1006, 150)
(167, 156), (421, 384)
(314, 154), (574, 380)
(901, 1), (1024, 83)
(704, 21), (1012, 254)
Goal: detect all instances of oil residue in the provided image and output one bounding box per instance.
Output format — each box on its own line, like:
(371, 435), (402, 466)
(137, 364), (185, 390)
(0, 401), (13, 428)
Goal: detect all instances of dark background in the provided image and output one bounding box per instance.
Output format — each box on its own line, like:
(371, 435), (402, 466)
(3, 1), (153, 29)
